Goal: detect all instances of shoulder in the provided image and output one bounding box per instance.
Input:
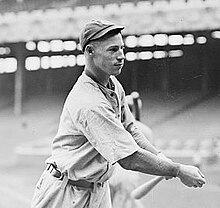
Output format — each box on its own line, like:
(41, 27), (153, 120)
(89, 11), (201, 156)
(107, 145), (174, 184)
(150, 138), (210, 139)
(65, 80), (110, 113)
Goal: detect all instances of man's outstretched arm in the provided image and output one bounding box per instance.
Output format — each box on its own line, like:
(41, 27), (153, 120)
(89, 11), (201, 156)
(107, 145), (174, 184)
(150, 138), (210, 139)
(118, 148), (206, 188)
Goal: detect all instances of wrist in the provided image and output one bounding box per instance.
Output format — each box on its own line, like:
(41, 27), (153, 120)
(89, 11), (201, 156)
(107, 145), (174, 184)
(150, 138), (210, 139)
(173, 163), (181, 177)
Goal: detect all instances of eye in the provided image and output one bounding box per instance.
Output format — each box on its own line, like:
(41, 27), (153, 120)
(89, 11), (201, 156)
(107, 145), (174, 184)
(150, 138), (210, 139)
(109, 47), (119, 52)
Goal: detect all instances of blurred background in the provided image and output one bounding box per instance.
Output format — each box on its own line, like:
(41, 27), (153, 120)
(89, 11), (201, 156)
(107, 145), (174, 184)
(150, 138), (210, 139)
(0, 0), (220, 207)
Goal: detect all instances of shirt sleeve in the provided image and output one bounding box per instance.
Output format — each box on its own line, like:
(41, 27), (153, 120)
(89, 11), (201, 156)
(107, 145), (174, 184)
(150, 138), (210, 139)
(77, 105), (140, 164)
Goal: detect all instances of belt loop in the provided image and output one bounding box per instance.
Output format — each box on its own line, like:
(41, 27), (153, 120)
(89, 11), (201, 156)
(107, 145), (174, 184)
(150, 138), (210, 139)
(46, 163), (51, 170)
(92, 182), (97, 193)
(60, 172), (68, 190)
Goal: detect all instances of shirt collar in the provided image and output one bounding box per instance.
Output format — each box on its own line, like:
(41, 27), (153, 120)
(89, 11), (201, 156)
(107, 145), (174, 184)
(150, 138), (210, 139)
(82, 70), (115, 94)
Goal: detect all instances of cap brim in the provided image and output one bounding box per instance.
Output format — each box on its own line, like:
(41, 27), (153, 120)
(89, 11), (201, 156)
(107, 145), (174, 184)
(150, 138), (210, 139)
(90, 25), (125, 41)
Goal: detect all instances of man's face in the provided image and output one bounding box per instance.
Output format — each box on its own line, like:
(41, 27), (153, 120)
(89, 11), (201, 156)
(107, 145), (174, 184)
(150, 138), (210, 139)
(92, 33), (125, 77)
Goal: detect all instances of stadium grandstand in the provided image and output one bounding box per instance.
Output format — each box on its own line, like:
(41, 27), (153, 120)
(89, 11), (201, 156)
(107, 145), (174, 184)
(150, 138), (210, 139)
(0, 0), (220, 116)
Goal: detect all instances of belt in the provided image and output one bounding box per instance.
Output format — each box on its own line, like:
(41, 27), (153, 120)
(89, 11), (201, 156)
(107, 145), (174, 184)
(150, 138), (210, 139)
(47, 163), (63, 179)
(47, 164), (102, 190)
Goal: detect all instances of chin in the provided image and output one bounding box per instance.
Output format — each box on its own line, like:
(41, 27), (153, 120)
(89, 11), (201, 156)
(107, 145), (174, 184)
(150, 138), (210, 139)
(112, 69), (122, 76)
(112, 66), (123, 76)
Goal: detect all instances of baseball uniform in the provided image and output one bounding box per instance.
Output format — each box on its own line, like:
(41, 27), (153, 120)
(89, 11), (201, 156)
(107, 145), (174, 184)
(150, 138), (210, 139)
(31, 71), (140, 208)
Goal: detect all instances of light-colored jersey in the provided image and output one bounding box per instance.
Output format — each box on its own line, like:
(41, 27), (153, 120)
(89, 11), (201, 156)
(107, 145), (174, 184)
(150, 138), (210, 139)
(46, 71), (139, 182)
(32, 71), (140, 208)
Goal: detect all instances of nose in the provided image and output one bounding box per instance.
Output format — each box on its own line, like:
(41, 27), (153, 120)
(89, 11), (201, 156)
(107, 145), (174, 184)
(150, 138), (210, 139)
(117, 48), (125, 61)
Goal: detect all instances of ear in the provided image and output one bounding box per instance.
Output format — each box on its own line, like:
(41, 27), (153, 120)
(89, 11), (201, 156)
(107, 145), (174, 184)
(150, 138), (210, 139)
(85, 45), (94, 55)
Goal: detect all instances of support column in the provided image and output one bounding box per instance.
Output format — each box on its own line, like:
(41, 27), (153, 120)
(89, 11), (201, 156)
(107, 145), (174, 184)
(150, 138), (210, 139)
(14, 42), (26, 116)
(131, 62), (138, 91)
(201, 64), (209, 95)
(161, 59), (170, 94)
(45, 71), (53, 94)
(200, 46), (209, 96)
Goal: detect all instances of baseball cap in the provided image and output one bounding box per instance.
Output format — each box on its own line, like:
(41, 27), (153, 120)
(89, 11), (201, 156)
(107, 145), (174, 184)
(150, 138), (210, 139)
(79, 20), (125, 52)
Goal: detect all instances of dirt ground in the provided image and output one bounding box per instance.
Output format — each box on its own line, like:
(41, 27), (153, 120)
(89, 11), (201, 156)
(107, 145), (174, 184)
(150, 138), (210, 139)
(0, 92), (219, 208)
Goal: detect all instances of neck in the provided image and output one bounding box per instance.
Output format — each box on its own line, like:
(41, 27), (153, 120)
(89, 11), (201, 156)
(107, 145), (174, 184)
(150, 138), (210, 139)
(85, 67), (109, 86)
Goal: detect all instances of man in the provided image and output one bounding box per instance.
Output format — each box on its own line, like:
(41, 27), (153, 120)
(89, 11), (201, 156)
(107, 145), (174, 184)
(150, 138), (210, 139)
(31, 20), (206, 208)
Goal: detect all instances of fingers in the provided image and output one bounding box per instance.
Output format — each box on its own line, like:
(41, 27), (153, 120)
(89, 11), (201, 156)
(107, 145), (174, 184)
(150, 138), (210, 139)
(196, 169), (206, 185)
(178, 165), (206, 188)
(198, 177), (206, 184)
(194, 179), (204, 188)
(191, 172), (206, 188)
(193, 170), (206, 188)
(197, 181), (203, 188)
(198, 169), (205, 179)
(187, 181), (203, 188)
(193, 185), (200, 188)
(164, 176), (173, 180)
(193, 182), (203, 188)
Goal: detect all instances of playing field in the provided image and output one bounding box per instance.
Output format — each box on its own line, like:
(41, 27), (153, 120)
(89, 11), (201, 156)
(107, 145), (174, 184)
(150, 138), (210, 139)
(0, 92), (219, 208)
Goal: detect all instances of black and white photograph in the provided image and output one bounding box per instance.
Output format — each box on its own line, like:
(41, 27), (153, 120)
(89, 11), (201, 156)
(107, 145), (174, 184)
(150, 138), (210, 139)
(0, 0), (219, 207)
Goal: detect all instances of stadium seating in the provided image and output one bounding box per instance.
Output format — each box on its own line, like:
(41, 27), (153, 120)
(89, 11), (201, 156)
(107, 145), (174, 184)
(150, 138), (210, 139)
(1, 0), (219, 14)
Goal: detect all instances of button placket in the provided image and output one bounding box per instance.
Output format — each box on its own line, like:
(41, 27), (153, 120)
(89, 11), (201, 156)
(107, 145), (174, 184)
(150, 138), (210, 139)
(101, 86), (120, 119)
(110, 92), (120, 119)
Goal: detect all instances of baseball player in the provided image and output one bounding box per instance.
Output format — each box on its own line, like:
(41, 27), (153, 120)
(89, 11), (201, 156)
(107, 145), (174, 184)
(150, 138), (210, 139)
(31, 20), (206, 208)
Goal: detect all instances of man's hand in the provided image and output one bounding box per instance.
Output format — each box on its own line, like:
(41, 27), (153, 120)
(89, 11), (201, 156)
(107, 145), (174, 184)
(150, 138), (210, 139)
(177, 164), (206, 188)
(157, 152), (173, 180)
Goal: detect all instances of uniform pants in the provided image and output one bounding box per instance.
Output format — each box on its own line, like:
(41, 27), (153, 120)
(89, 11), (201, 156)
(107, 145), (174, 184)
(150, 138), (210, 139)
(31, 170), (112, 208)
